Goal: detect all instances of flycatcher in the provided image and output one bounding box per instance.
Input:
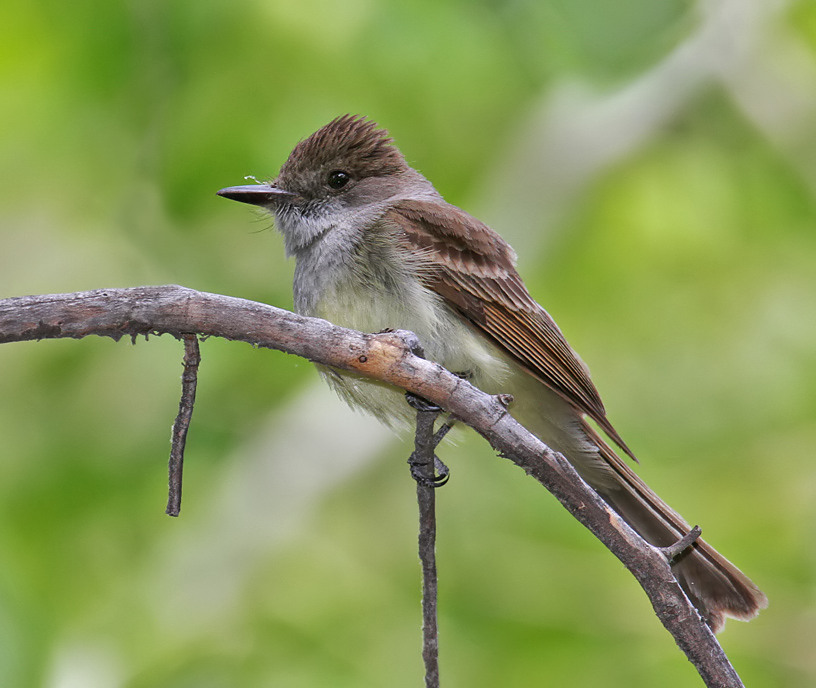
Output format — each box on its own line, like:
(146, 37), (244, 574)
(218, 114), (766, 632)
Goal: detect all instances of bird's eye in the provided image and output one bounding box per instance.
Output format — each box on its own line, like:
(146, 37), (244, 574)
(327, 170), (350, 189)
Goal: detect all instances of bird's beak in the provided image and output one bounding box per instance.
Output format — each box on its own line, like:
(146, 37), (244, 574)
(216, 184), (298, 207)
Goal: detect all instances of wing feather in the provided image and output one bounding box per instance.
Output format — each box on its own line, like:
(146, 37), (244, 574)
(385, 198), (635, 460)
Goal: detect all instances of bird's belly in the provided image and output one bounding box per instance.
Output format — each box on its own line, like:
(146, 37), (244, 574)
(311, 278), (510, 427)
(308, 274), (610, 489)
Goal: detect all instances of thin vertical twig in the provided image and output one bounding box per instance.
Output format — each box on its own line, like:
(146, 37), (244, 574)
(412, 405), (442, 688)
(166, 334), (200, 516)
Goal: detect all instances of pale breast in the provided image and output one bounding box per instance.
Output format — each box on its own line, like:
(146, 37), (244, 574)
(308, 234), (510, 425)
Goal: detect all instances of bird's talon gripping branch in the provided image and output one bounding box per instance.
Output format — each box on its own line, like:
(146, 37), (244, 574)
(406, 389), (451, 488)
(405, 390), (442, 414)
(408, 453), (450, 488)
(495, 393), (514, 407)
(432, 456), (450, 486)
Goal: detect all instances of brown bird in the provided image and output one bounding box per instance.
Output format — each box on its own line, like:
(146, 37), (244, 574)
(218, 115), (767, 632)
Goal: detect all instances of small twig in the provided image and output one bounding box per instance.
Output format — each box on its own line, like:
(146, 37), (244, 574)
(661, 525), (703, 564)
(432, 419), (455, 446)
(166, 334), (200, 516)
(412, 403), (443, 688)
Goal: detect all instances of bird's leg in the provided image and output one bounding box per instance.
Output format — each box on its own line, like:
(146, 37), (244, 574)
(405, 392), (450, 487)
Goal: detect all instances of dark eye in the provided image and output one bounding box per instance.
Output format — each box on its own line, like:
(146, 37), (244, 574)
(327, 170), (350, 189)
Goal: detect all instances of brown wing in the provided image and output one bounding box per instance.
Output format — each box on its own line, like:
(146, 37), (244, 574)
(385, 198), (636, 461)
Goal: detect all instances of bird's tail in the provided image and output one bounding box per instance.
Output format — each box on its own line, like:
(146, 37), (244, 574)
(578, 420), (767, 633)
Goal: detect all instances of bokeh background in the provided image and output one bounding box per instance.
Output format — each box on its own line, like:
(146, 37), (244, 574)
(1, 0), (815, 686)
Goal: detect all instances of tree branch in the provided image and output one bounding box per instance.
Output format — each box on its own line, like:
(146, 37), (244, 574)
(0, 285), (746, 687)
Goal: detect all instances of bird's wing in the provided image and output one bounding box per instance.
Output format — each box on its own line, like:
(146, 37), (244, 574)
(384, 197), (635, 460)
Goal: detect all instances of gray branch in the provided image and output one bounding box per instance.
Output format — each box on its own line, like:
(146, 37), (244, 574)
(0, 285), (745, 687)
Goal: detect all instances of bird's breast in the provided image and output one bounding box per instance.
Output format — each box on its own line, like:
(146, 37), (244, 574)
(304, 253), (510, 426)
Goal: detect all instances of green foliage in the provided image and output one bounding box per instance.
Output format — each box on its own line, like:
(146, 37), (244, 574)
(1, 0), (815, 686)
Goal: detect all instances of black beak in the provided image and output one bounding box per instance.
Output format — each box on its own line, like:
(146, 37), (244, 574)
(216, 184), (297, 207)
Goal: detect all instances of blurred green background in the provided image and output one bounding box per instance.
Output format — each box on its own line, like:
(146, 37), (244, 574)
(1, 0), (815, 686)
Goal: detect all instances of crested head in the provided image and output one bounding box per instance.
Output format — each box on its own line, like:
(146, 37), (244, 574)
(276, 115), (408, 191)
(267, 115), (436, 255)
(219, 115), (439, 257)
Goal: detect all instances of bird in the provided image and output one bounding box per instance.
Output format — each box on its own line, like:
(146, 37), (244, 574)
(217, 114), (767, 632)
